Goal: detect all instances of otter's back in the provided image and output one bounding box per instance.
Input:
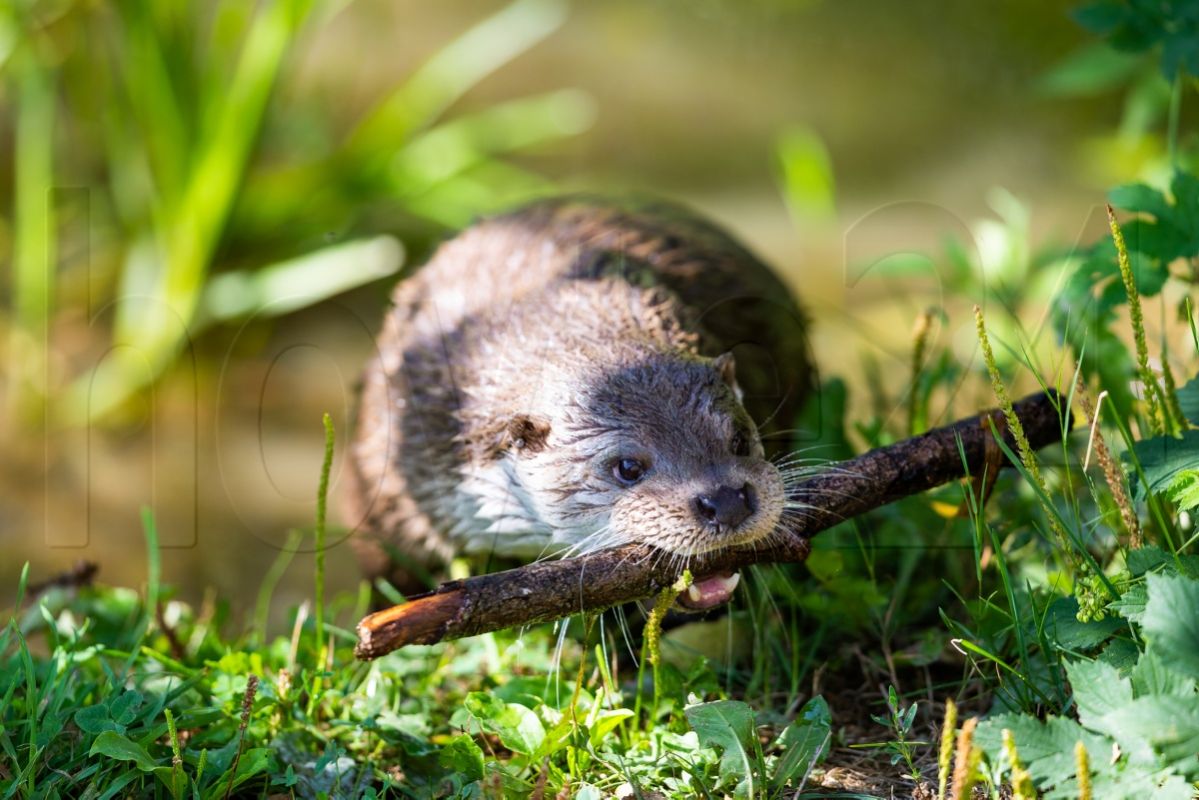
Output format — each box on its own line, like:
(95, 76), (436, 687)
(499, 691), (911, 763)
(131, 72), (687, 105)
(403, 197), (813, 438)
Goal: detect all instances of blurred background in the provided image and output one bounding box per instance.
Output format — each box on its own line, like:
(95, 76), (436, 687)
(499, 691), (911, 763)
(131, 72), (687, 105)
(0, 0), (1180, 623)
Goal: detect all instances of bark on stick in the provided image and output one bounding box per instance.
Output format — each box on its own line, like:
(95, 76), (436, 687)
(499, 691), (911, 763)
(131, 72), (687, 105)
(356, 390), (1070, 659)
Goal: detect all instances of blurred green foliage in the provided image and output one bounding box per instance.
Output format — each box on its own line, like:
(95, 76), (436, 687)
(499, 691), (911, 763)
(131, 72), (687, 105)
(1075, 0), (1199, 79)
(1, 0), (592, 426)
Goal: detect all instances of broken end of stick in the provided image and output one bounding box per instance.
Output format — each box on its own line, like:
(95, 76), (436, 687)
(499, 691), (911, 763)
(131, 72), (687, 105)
(355, 588), (465, 660)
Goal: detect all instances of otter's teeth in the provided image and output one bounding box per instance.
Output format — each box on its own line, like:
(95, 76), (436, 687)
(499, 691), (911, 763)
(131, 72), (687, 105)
(685, 572), (741, 606)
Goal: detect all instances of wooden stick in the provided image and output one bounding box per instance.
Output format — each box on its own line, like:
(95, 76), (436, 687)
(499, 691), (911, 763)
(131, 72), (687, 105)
(356, 390), (1070, 659)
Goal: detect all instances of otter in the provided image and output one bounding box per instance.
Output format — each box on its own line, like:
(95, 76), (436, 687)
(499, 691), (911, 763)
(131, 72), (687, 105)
(346, 197), (812, 610)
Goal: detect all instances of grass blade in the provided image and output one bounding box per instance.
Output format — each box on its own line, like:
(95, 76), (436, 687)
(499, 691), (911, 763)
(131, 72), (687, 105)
(348, 0), (568, 152)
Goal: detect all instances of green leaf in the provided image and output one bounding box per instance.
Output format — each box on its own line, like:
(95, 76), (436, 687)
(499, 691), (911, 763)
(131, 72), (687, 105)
(88, 730), (159, 772)
(1040, 43), (1142, 96)
(1097, 696), (1199, 779)
(531, 715), (574, 761)
(1073, 1), (1131, 35)
(1131, 648), (1197, 698)
(1065, 659), (1132, 731)
(770, 696), (831, 790)
(685, 700), (759, 795)
(348, 0), (570, 150)
(222, 747), (273, 791)
(1099, 637), (1141, 673)
(1171, 170), (1199, 237)
(1166, 469), (1199, 511)
(200, 236), (404, 323)
(108, 690), (143, 726)
(686, 701), (757, 785)
(587, 709), (634, 749)
(153, 766), (188, 800)
(776, 126), (836, 220)
(1109, 182), (1172, 220)
(975, 714), (1109, 788)
(1176, 376), (1199, 428)
(1045, 596), (1124, 649)
(1130, 430), (1199, 502)
(1053, 255), (1138, 414)
(1142, 572), (1199, 680)
(464, 692), (545, 754)
(439, 734), (484, 783)
(1127, 546), (1173, 577)
(1120, 219), (1187, 278)
(1163, 29), (1199, 78)
(74, 704), (118, 735)
(1069, 762), (1197, 800)
(1109, 582), (1148, 624)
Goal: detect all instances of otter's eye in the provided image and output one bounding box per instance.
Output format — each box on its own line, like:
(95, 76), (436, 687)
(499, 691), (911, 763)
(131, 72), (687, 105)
(731, 430), (752, 457)
(613, 458), (648, 485)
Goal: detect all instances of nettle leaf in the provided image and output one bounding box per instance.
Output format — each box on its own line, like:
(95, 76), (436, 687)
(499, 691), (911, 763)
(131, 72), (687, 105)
(1050, 761), (1197, 800)
(1127, 546), (1174, 577)
(463, 692), (545, 755)
(770, 696), (830, 791)
(1109, 582), (1148, 624)
(1099, 637), (1142, 673)
(1097, 696), (1199, 780)
(976, 713), (1110, 790)
(1066, 659), (1133, 731)
(1131, 648), (1197, 698)
(1166, 469), (1199, 510)
(685, 700), (760, 794)
(1142, 572), (1199, 680)
(1129, 429), (1199, 503)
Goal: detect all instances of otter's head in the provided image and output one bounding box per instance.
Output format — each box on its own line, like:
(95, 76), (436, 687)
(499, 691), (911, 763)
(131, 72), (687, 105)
(506, 351), (785, 576)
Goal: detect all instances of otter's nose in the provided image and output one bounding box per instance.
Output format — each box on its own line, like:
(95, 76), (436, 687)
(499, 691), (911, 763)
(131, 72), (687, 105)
(694, 483), (756, 529)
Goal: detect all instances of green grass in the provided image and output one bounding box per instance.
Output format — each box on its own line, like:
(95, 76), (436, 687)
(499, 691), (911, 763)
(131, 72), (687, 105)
(5, 238), (1199, 797)
(1, 0), (588, 427)
(8, 1), (1199, 797)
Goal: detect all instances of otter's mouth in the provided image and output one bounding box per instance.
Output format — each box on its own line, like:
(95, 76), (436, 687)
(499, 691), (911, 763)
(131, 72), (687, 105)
(675, 571), (741, 611)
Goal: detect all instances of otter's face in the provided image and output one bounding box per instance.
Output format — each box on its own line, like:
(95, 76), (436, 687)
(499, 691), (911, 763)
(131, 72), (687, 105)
(515, 352), (785, 559)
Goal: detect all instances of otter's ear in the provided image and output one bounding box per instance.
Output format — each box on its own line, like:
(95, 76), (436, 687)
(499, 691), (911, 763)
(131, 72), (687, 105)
(713, 352), (743, 400)
(504, 414), (551, 455)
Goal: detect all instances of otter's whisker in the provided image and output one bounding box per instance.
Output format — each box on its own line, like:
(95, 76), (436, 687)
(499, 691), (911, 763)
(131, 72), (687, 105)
(613, 605), (640, 665)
